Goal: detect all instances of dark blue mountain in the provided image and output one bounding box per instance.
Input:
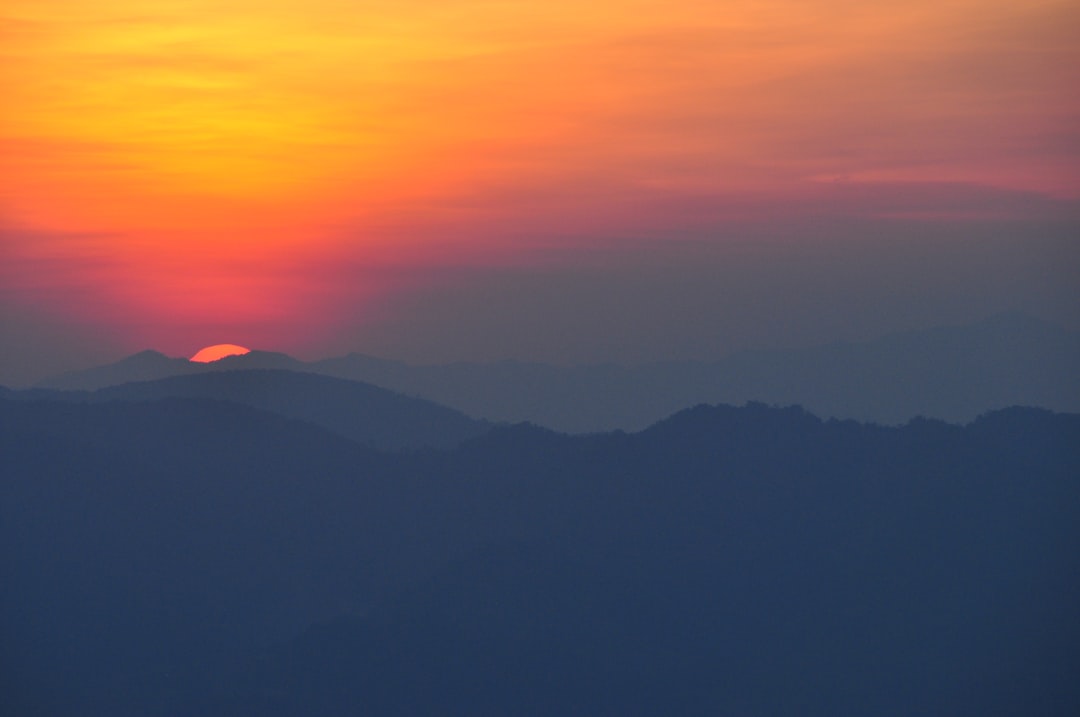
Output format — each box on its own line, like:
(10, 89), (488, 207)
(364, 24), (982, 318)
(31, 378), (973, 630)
(19, 369), (492, 450)
(2, 397), (1078, 715)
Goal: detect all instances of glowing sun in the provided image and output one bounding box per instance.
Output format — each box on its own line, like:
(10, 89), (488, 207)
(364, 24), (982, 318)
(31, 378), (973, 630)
(189, 344), (252, 363)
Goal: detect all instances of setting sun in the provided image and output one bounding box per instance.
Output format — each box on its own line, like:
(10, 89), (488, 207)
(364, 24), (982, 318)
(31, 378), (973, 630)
(1, 0), (1076, 371)
(189, 344), (251, 363)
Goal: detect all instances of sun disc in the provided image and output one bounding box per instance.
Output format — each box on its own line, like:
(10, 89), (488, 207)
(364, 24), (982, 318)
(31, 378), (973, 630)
(189, 344), (252, 363)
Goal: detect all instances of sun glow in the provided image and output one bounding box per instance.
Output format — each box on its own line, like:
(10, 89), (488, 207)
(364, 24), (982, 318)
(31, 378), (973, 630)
(189, 344), (251, 363)
(2, 0), (1076, 356)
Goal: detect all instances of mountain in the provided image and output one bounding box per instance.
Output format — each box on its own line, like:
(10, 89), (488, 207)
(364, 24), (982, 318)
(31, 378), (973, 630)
(37, 349), (195, 390)
(37, 349), (307, 391)
(3, 395), (1078, 715)
(0, 395), (436, 715)
(313, 313), (1080, 430)
(20, 369), (492, 451)
(34, 314), (1080, 431)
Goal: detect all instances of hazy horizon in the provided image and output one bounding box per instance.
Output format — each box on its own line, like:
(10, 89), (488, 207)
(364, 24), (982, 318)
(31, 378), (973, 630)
(3, 306), (1077, 390)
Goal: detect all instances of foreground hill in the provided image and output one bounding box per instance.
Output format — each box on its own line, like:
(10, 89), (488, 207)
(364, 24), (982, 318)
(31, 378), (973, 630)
(2, 397), (1078, 715)
(20, 369), (492, 451)
(35, 314), (1080, 431)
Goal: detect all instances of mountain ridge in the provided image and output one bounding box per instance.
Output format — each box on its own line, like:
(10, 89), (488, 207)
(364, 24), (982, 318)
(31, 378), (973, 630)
(17, 369), (493, 451)
(31, 313), (1080, 431)
(3, 395), (1077, 714)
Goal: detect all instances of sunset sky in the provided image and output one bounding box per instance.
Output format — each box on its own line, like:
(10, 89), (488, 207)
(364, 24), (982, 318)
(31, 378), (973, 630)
(2, 0), (1078, 384)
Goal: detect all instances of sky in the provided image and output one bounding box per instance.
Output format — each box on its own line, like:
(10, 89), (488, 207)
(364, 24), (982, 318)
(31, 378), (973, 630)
(2, 0), (1078, 385)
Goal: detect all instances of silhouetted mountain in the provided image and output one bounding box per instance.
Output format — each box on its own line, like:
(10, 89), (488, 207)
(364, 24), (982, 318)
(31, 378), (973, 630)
(313, 313), (1080, 431)
(23, 369), (492, 451)
(37, 349), (307, 391)
(0, 396), (465, 715)
(37, 314), (1080, 430)
(212, 349), (309, 371)
(3, 396), (1078, 715)
(38, 349), (196, 390)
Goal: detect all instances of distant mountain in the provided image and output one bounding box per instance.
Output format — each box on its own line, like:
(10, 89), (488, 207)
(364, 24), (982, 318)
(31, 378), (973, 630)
(313, 313), (1080, 430)
(3, 396), (1078, 715)
(34, 314), (1080, 431)
(37, 349), (195, 390)
(37, 349), (307, 391)
(22, 369), (492, 451)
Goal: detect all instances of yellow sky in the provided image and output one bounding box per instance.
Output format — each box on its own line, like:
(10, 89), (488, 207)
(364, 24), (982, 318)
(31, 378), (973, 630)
(2, 0), (1077, 350)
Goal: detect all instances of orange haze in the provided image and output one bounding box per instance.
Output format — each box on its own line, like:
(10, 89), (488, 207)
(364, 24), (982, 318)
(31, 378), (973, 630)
(2, 0), (1078, 355)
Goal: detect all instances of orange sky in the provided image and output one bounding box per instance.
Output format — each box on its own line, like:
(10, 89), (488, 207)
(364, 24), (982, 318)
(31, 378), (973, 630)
(2, 0), (1078, 357)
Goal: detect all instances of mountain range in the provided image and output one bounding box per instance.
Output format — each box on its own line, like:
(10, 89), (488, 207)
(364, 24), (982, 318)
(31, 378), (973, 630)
(34, 313), (1080, 431)
(6, 312), (1080, 714)
(3, 395), (1078, 715)
(14, 369), (490, 451)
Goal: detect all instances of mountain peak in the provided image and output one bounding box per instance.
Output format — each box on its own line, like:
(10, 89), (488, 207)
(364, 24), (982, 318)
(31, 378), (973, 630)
(38, 349), (191, 390)
(122, 349), (173, 362)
